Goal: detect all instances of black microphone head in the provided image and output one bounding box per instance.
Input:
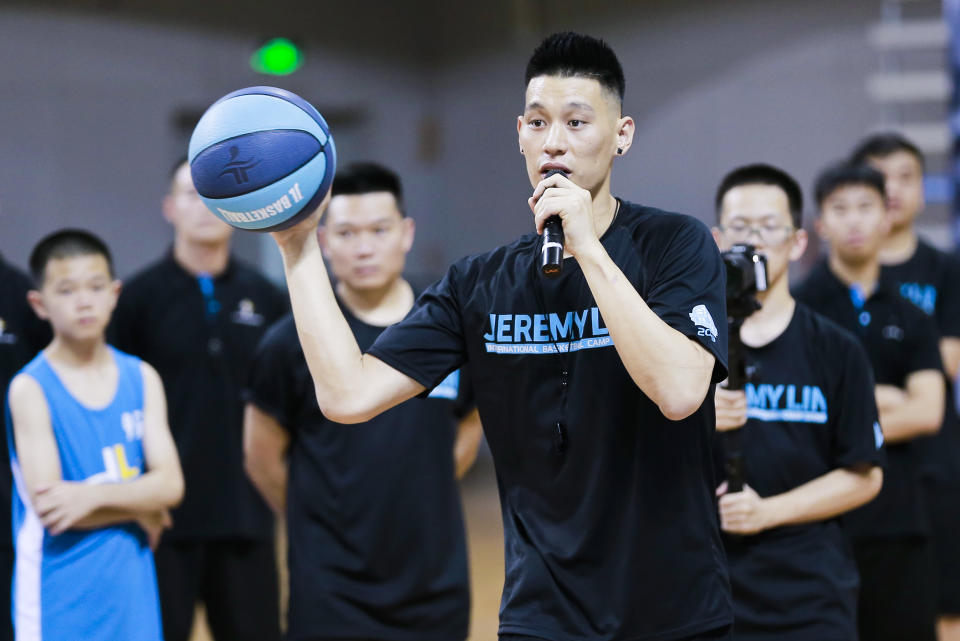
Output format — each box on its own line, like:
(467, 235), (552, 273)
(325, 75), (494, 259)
(544, 168), (568, 180)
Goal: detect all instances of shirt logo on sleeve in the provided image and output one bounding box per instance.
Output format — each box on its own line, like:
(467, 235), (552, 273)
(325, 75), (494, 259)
(745, 383), (828, 424)
(874, 421), (885, 449)
(688, 305), (718, 342)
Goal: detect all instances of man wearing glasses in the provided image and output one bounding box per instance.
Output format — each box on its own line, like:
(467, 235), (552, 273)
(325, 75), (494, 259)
(712, 164), (885, 641)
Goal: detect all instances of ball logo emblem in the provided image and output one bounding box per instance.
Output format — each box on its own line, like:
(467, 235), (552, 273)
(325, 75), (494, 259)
(219, 146), (261, 185)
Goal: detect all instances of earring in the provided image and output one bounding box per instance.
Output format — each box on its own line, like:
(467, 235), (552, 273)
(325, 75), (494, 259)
(617, 148), (623, 155)
(520, 147), (525, 155)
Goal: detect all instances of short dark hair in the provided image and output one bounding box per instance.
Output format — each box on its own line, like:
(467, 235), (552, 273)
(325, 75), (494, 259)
(331, 162), (405, 216)
(525, 32), (625, 104)
(814, 162), (886, 207)
(29, 229), (114, 287)
(715, 163), (804, 228)
(850, 132), (925, 172)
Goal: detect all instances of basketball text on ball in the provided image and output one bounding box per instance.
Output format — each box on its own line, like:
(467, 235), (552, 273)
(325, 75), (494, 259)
(188, 86), (336, 231)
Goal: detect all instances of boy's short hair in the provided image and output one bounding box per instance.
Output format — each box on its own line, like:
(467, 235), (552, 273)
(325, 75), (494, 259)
(29, 229), (115, 287)
(814, 162), (887, 208)
(715, 163), (804, 229)
(850, 132), (925, 172)
(331, 162), (405, 216)
(525, 32), (625, 104)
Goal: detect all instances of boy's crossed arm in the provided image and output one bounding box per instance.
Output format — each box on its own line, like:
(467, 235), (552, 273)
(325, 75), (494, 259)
(8, 363), (184, 545)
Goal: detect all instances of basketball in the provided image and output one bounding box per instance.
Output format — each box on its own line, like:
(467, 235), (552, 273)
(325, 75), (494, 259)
(188, 86), (337, 232)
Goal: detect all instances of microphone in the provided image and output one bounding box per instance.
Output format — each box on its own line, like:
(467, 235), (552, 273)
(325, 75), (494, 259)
(540, 168), (567, 277)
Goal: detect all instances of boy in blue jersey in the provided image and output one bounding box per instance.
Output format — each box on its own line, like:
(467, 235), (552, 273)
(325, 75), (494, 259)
(5, 230), (184, 641)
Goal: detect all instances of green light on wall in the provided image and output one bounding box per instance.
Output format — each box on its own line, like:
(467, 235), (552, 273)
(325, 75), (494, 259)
(251, 38), (303, 75)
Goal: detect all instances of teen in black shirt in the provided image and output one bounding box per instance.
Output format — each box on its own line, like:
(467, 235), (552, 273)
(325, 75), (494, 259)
(0, 254), (51, 641)
(268, 33), (732, 641)
(711, 165), (883, 641)
(852, 133), (960, 639)
(243, 163), (479, 641)
(110, 161), (287, 641)
(794, 162), (944, 641)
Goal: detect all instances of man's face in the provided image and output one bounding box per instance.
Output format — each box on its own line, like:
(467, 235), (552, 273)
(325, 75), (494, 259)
(163, 163), (233, 244)
(319, 192), (414, 292)
(864, 151), (924, 230)
(517, 75), (631, 193)
(817, 185), (890, 265)
(715, 184), (804, 289)
(31, 254), (119, 342)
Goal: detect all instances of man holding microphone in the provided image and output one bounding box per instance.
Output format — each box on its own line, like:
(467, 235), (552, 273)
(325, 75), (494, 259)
(270, 32), (732, 641)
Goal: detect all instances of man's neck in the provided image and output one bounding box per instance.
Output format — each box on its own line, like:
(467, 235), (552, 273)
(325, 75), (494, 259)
(173, 236), (230, 277)
(46, 335), (110, 368)
(591, 180), (619, 239)
(741, 276), (795, 348)
(828, 251), (880, 296)
(879, 223), (918, 265)
(336, 277), (414, 327)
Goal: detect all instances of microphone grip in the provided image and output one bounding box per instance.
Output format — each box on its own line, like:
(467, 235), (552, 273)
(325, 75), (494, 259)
(540, 168), (567, 277)
(541, 217), (564, 276)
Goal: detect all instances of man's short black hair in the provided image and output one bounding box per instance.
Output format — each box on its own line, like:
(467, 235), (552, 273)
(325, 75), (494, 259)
(715, 163), (804, 228)
(29, 229), (114, 287)
(331, 162), (405, 216)
(814, 162), (886, 208)
(525, 32), (625, 104)
(850, 132), (925, 172)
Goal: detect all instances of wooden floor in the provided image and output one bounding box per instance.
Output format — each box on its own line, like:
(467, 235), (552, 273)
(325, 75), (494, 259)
(188, 452), (506, 641)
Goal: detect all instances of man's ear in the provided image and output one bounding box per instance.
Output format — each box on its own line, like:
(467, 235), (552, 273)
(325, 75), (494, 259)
(401, 217), (416, 253)
(615, 116), (636, 157)
(26, 290), (48, 321)
(789, 229), (809, 262)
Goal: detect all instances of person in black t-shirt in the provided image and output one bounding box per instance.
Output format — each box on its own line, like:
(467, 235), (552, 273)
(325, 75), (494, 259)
(852, 133), (960, 641)
(794, 162), (945, 641)
(243, 162), (481, 641)
(0, 252), (51, 641)
(266, 33), (732, 641)
(110, 159), (287, 641)
(711, 164), (884, 640)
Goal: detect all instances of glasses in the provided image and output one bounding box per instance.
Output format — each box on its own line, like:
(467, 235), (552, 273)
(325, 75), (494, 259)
(720, 222), (795, 245)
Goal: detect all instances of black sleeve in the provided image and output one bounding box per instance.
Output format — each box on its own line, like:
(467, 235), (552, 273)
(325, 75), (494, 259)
(645, 218), (729, 382)
(829, 334), (886, 469)
(243, 322), (300, 430)
(367, 263), (467, 391)
(937, 253), (960, 339)
(906, 308), (944, 376)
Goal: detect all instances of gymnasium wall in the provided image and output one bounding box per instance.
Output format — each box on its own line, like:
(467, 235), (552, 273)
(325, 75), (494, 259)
(0, 1), (884, 283)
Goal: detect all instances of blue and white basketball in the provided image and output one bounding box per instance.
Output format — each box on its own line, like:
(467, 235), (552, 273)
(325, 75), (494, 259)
(188, 86), (337, 231)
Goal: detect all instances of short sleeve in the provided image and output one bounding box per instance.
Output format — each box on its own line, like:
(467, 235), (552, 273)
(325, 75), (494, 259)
(906, 308), (944, 375)
(936, 253), (960, 338)
(829, 334), (886, 469)
(645, 218), (729, 382)
(243, 320), (301, 430)
(367, 264), (467, 391)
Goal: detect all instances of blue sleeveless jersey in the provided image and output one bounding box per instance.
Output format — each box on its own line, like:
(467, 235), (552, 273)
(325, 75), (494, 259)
(5, 347), (162, 641)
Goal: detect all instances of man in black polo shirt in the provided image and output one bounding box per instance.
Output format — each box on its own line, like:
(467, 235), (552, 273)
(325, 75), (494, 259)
(110, 159), (287, 641)
(0, 249), (51, 641)
(794, 162), (945, 641)
(711, 164), (884, 640)
(268, 33), (732, 641)
(244, 162), (480, 641)
(851, 132), (960, 641)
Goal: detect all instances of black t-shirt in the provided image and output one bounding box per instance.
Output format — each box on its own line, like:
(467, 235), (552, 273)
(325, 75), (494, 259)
(0, 257), (51, 546)
(719, 303), (884, 640)
(244, 302), (471, 641)
(794, 260), (942, 539)
(110, 252), (287, 540)
(368, 201), (732, 641)
(881, 239), (960, 485)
